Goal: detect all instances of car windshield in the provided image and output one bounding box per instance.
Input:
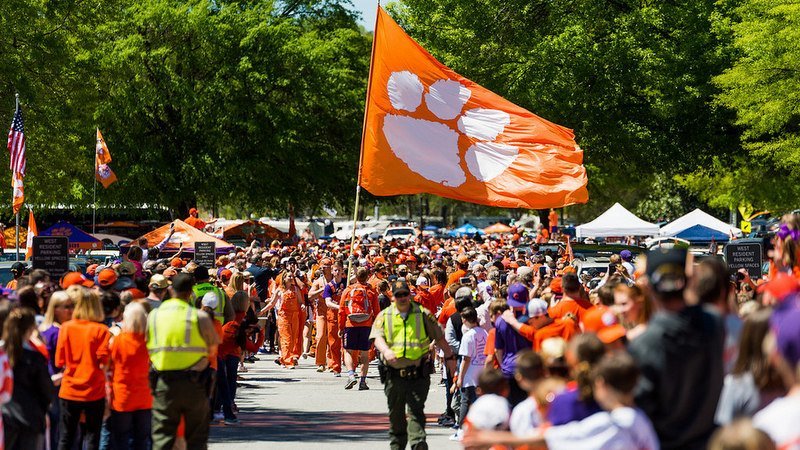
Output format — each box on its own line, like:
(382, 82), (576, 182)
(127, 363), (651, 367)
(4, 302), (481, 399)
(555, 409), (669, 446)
(386, 229), (413, 236)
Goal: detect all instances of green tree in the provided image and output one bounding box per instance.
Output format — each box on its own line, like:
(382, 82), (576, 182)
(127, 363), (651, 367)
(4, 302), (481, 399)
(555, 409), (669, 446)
(705, 0), (800, 211)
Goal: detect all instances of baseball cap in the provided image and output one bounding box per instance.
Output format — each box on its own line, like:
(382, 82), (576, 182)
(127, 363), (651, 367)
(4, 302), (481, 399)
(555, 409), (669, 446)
(189, 207), (198, 215)
(149, 274), (169, 290)
(127, 288), (147, 300)
(646, 248), (688, 294)
(10, 262), (26, 275)
(170, 258), (185, 268)
(391, 280), (411, 297)
(97, 268), (118, 288)
(416, 276), (429, 287)
(757, 273), (800, 301)
(220, 269), (232, 282)
(456, 254), (469, 264)
(507, 283), (529, 308)
(61, 272), (95, 289)
(526, 298), (548, 318)
(455, 286), (473, 303)
(465, 394), (511, 431)
(201, 291), (219, 309)
(580, 306), (627, 344)
(118, 262), (136, 276)
(397, 264), (409, 274)
(620, 250), (633, 262)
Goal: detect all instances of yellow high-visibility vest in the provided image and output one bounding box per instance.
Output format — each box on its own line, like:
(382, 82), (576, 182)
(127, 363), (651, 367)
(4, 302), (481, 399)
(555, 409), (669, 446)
(147, 299), (208, 371)
(383, 302), (431, 361)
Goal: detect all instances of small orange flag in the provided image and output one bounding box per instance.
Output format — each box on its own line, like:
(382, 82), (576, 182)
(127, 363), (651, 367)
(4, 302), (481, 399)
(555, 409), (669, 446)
(11, 172), (23, 215)
(95, 129), (117, 188)
(360, 7), (588, 209)
(25, 208), (37, 260)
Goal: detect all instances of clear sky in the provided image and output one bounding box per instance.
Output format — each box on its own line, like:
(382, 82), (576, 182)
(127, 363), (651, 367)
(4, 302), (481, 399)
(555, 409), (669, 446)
(350, 0), (378, 31)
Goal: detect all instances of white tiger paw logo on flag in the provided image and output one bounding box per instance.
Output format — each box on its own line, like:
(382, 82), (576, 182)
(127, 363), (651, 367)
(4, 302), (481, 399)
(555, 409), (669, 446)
(382, 72), (518, 187)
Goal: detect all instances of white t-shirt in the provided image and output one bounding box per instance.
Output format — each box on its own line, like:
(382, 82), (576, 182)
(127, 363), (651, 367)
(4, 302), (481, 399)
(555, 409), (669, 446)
(544, 407), (659, 450)
(510, 397), (542, 437)
(458, 327), (488, 388)
(753, 395), (800, 450)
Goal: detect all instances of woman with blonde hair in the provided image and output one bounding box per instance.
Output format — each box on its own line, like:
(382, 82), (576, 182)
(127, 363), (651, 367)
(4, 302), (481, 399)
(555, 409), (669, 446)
(39, 290), (73, 448)
(225, 272), (245, 300)
(612, 284), (653, 341)
(261, 272), (304, 368)
(55, 286), (110, 450)
(107, 302), (152, 450)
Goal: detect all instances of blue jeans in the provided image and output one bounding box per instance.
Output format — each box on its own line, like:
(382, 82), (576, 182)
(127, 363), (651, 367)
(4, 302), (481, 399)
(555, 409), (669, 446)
(107, 409), (151, 450)
(224, 356), (239, 402)
(215, 357), (237, 420)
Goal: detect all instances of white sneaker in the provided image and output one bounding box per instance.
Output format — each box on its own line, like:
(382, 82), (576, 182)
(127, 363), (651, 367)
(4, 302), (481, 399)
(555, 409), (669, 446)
(449, 430), (463, 441)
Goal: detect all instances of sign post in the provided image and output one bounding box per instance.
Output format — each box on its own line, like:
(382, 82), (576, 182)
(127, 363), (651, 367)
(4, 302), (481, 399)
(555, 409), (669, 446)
(194, 241), (215, 269)
(724, 240), (763, 279)
(32, 236), (70, 278)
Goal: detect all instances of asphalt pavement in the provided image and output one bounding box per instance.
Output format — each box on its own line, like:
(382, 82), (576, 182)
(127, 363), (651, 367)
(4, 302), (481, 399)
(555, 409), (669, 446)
(209, 353), (461, 449)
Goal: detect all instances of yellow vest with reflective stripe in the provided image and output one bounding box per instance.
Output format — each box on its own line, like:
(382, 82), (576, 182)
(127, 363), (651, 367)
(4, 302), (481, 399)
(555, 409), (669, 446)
(147, 299), (208, 371)
(192, 282), (226, 324)
(383, 302), (431, 361)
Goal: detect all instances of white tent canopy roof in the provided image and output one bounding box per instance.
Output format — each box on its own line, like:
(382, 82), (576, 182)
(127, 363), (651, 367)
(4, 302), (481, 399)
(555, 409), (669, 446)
(576, 203), (659, 238)
(659, 208), (741, 237)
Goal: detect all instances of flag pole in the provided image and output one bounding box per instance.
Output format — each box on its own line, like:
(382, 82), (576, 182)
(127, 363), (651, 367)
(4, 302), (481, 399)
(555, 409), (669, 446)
(346, 1), (381, 286)
(92, 128), (97, 234)
(14, 93), (19, 263)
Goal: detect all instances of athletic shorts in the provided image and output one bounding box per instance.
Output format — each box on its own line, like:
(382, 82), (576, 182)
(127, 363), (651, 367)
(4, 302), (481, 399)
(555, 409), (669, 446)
(343, 326), (372, 351)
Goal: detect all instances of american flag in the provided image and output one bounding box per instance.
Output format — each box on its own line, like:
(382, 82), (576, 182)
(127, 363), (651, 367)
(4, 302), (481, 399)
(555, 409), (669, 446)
(7, 107), (26, 177)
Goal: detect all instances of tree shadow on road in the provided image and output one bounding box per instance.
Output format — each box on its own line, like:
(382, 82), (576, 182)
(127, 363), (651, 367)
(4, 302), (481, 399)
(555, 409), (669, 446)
(210, 407), (398, 443)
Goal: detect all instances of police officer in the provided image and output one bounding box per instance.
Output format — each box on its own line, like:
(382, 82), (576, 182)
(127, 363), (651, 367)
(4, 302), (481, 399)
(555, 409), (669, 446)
(147, 273), (220, 450)
(192, 265), (234, 324)
(371, 280), (457, 450)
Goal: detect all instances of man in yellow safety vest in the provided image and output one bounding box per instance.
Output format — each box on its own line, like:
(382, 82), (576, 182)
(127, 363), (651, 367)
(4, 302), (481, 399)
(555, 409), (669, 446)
(147, 273), (220, 450)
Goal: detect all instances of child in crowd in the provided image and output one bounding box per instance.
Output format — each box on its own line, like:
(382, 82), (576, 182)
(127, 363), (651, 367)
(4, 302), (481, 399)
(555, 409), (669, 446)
(450, 307), (488, 441)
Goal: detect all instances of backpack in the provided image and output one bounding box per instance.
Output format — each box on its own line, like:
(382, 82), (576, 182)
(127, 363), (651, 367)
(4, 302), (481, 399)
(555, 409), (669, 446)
(346, 285), (372, 323)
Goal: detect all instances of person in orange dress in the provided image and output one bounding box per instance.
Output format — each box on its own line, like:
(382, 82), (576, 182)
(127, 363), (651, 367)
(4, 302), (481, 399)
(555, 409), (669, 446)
(107, 302), (153, 449)
(261, 272), (304, 368)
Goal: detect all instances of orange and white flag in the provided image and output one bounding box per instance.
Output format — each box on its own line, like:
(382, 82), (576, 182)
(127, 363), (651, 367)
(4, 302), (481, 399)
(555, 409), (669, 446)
(360, 7), (588, 209)
(25, 208), (36, 260)
(11, 172), (23, 215)
(95, 129), (117, 188)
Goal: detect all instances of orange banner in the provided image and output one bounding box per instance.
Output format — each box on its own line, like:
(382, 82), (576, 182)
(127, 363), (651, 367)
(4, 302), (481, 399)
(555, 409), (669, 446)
(360, 7), (588, 209)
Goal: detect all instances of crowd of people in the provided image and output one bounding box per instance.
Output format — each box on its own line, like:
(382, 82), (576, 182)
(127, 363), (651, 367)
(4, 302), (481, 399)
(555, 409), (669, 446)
(0, 211), (799, 450)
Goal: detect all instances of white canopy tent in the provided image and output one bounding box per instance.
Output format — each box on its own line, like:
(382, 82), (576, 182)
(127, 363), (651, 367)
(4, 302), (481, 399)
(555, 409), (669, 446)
(576, 203), (659, 238)
(659, 208), (742, 237)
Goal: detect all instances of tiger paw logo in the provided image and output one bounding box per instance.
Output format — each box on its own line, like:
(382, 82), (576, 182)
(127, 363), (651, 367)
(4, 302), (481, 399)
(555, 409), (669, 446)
(381, 71), (518, 187)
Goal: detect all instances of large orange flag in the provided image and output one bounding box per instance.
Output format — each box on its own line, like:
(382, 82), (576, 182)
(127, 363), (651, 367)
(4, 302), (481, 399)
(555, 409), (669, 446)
(95, 128), (117, 188)
(360, 7), (588, 209)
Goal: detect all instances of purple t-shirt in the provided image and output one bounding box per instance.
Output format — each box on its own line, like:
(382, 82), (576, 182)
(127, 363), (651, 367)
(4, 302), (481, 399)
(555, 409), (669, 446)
(323, 280), (344, 301)
(547, 386), (602, 426)
(40, 325), (61, 375)
(493, 317), (532, 378)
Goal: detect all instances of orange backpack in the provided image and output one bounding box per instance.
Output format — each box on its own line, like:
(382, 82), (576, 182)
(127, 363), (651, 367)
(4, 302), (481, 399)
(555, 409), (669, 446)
(346, 285), (372, 323)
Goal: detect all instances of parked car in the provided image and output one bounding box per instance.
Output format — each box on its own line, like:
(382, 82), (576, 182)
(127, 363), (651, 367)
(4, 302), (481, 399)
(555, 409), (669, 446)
(383, 227), (417, 241)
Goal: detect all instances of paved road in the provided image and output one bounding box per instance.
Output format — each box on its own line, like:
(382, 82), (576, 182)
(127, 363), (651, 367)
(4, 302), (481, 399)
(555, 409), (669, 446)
(209, 355), (461, 449)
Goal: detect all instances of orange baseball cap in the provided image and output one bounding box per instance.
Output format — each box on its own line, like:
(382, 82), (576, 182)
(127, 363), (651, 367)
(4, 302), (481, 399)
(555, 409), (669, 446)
(220, 269), (232, 282)
(61, 272), (94, 289)
(582, 306), (627, 344)
(97, 268), (118, 288)
(170, 258), (185, 268)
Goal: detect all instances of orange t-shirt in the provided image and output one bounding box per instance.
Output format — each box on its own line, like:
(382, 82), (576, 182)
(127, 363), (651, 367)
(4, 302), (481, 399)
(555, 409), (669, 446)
(547, 296), (591, 322)
(437, 298), (457, 326)
(483, 328), (500, 369)
(56, 319), (111, 402)
(519, 319), (578, 351)
(109, 332), (153, 412)
(414, 288), (436, 313)
(184, 216), (206, 230)
(428, 284), (446, 313)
